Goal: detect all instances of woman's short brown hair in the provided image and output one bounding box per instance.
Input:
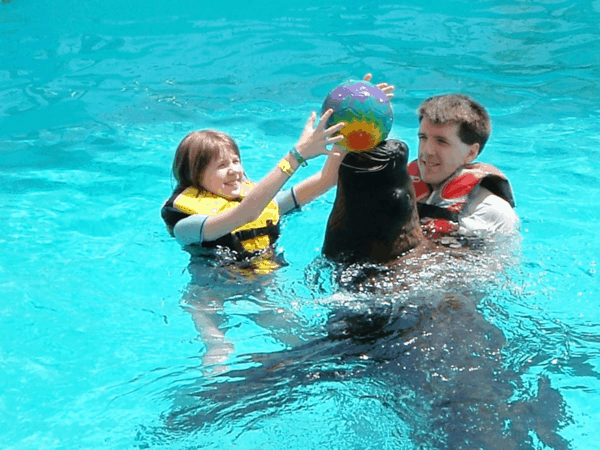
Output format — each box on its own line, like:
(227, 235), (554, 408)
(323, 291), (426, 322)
(172, 130), (241, 194)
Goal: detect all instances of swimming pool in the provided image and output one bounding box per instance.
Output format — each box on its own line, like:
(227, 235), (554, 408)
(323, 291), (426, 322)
(2, 0), (599, 448)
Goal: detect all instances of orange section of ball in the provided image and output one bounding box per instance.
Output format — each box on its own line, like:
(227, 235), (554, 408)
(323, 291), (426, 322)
(343, 130), (378, 152)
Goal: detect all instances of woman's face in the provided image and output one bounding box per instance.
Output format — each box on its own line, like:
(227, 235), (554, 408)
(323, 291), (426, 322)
(200, 148), (244, 199)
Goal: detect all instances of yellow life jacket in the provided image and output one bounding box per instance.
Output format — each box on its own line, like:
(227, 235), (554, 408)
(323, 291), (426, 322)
(173, 182), (281, 254)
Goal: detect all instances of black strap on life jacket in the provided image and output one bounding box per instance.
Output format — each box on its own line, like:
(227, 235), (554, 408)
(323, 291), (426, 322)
(480, 175), (516, 208)
(417, 203), (459, 223)
(231, 220), (281, 244)
(220, 220), (281, 258)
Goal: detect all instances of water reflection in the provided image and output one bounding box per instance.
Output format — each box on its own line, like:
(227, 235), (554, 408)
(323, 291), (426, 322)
(153, 247), (569, 449)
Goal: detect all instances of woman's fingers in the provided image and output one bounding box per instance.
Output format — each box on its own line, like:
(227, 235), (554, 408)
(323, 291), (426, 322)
(324, 121), (345, 135)
(316, 108), (334, 130)
(364, 73), (396, 99)
(304, 111), (317, 131)
(298, 109), (344, 155)
(326, 134), (345, 144)
(329, 143), (348, 157)
(376, 82), (395, 99)
(318, 109), (345, 134)
(319, 112), (345, 146)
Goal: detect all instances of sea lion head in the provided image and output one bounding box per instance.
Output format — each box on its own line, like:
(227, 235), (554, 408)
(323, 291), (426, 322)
(323, 139), (423, 263)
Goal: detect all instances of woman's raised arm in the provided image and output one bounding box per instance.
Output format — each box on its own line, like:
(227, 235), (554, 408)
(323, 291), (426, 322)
(174, 110), (344, 246)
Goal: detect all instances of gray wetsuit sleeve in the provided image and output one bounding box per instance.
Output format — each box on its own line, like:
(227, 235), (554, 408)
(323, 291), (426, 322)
(174, 188), (297, 246)
(173, 214), (210, 245)
(275, 187), (300, 216)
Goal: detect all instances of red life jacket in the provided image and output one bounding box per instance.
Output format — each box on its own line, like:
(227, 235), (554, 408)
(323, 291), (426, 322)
(407, 160), (515, 240)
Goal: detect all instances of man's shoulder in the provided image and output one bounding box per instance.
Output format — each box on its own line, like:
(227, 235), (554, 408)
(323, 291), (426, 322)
(468, 186), (514, 211)
(465, 186), (519, 226)
(460, 187), (520, 238)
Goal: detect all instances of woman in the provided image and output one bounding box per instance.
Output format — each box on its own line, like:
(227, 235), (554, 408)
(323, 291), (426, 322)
(161, 75), (394, 371)
(161, 109), (345, 370)
(162, 109), (346, 265)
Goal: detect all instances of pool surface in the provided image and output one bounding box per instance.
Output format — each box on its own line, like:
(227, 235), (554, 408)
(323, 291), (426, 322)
(2, 0), (599, 448)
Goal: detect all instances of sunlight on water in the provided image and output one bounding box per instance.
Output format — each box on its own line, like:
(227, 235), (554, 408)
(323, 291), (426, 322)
(1, 0), (599, 448)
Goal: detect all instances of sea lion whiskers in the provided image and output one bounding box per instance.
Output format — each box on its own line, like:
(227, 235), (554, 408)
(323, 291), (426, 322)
(340, 149), (392, 173)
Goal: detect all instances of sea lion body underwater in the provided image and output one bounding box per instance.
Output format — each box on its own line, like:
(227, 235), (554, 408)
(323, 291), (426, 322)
(160, 142), (568, 449)
(315, 140), (569, 447)
(322, 139), (424, 264)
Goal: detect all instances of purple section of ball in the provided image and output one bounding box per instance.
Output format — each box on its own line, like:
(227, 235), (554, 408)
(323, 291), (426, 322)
(345, 81), (390, 103)
(330, 86), (351, 100)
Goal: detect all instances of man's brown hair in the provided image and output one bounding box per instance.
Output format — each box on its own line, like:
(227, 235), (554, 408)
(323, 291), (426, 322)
(417, 94), (491, 154)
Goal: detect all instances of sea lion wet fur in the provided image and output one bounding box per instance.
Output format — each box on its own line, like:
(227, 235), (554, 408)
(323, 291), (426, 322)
(322, 140), (424, 263)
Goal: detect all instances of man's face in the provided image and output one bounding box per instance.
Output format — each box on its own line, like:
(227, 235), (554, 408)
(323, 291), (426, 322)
(417, 118), (479, 188)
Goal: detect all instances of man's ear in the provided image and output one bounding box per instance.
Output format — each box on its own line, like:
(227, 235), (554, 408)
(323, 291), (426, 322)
(465, 143), (479, 164)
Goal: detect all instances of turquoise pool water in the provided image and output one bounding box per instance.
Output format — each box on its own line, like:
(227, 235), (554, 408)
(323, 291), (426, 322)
(2, 0), (599, 448)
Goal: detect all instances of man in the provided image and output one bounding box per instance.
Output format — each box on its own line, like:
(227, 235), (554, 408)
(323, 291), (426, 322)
(407, 94), (519, 242)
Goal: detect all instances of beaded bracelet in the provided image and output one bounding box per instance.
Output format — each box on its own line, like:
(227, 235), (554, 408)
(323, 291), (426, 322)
(278, 158), (294, 176)
(289, 147), (308, 167)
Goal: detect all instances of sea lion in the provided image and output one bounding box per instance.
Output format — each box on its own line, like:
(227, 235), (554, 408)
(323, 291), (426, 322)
(322, 139), (424, 263)
(157, 141), (568, 449)
(314, 139), (568, 447)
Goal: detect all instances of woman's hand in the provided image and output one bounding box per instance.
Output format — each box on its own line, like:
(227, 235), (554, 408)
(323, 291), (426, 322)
(363, 73), (395, 99)
(295, 109), (345, 160)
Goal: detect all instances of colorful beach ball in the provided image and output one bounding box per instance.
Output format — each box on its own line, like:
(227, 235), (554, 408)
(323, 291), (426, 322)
(321, 80), (393, 152)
